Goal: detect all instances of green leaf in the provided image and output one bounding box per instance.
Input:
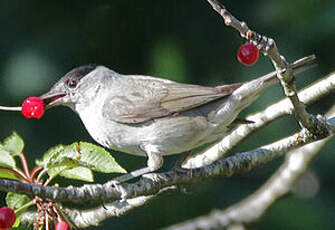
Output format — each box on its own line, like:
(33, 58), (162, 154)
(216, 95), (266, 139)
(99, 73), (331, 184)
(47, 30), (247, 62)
(47, 165), (94, 182)
(47, 164), (75, 179)
(77, 142), (126, 173)
(60, 166), (94, 182)
(38, 143), (84, 168)
(35, 144), (77, 182)
(35, 144), (67, 168)
(36, 142), (126, 183)
(6, 192), (31, 210)
(1, 132), (24, 155)
(37, 142), (126, 174)
(0, 169), (21, 180)
(0, 133), (23, 170)
(0, 147), (16, 169)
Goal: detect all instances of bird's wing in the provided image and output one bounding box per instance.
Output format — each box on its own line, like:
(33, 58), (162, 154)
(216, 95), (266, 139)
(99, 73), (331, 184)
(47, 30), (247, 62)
(102, 75), (242, 124)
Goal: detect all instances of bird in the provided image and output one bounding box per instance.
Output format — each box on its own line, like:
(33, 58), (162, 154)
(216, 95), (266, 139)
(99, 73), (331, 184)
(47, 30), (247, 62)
(40, 56), (314, 182)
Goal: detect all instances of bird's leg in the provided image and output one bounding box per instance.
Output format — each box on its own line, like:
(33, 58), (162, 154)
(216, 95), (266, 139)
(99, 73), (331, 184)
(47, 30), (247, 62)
(146, 150), (164, 171)
(113, 147), (163, 183)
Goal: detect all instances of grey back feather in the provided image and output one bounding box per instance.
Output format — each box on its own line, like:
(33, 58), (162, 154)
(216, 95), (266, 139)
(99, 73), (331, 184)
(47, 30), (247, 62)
(102, 75), (242, 124)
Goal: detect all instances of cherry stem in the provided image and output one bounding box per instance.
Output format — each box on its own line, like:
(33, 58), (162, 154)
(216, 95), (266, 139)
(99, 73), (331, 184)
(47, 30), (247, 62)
(43, 177), (53, 186)
(45, 211), (50, 230)
(30, 166), (43, 183)
(53, 205), (63, 222)
(14, 200), (36, 214)
(54, 203), (74, 228)
(0, 106), (22, 111)
(35, 168), (49, 184)
(18, 152), (31, 180)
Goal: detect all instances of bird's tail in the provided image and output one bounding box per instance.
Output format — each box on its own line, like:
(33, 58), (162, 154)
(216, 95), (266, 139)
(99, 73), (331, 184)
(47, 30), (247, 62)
(257, 54), (316, 86)
(289, 55), (317, 75)
(211, 55), (316, 124)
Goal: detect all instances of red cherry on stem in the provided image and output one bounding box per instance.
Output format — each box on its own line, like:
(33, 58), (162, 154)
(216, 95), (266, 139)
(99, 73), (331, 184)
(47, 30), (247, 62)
(237, 43), (259, 66)
(21, 97), (45, 119)
(0, 207), (16, 229)
(56, 220), (70, 230)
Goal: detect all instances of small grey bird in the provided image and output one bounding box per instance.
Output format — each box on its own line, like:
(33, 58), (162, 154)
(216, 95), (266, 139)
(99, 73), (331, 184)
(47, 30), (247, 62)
(40, 56), (314, 182)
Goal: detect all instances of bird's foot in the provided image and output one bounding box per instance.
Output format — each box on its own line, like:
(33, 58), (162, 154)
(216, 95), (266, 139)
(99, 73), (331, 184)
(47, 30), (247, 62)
(172, 151), (192, 172)
(108, 180), (128, 201)
(112, 166), (154, 183)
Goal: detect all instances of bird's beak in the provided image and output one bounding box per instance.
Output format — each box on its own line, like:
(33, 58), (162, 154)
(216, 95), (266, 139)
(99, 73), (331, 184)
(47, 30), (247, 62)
(40, 91), (67, 109)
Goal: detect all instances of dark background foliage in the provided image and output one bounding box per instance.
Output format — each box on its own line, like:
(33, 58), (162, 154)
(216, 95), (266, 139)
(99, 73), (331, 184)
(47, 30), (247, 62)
(0, 0), (334, 229)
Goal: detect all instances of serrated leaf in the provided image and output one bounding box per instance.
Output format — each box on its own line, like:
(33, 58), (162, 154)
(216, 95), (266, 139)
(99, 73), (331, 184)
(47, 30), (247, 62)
(35, 142), (126, 183)
(60, 166), (94, 182)
(35, 144), (66, 167)
(0, 169), (21, 180)
(37, 142), (126, 174)
(2, 132), (24, 155)
(77, 142), (126, 173)
(39, 143), (82, 169)
(0, 147), (16, 169)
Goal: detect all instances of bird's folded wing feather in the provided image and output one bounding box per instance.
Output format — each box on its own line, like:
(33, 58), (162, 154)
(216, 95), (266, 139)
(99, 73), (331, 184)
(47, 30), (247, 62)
(102, 75), (242, 124)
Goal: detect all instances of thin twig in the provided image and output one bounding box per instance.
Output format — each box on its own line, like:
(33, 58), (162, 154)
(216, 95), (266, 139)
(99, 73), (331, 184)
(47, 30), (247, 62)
(205, 0), (328, 139)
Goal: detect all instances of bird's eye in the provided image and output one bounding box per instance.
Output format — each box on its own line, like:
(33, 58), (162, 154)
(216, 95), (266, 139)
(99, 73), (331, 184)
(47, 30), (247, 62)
(66, 79), (78, 88)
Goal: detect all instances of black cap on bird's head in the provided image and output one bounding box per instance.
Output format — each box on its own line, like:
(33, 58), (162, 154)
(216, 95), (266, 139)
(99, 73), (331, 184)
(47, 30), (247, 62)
(40, 64), (98, 109)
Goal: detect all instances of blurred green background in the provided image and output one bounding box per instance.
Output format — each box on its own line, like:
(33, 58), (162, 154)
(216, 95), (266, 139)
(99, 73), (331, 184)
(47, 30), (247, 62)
(0, 0), (334, 229)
